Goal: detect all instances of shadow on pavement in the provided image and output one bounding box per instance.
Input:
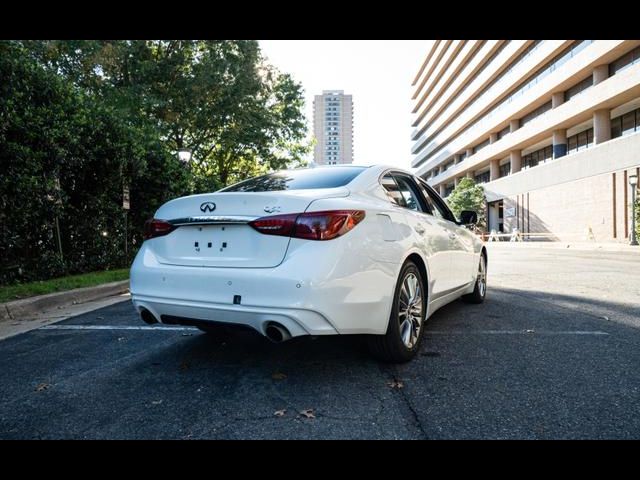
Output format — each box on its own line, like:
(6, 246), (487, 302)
(1, 285), (639, 439)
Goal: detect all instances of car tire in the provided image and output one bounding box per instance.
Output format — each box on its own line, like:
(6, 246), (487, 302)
(462, 252), (487, 304)
(368, 261), (426, 363)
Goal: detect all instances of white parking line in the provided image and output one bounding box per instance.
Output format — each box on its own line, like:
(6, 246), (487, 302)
(38, 325), (610, 336)
(39, 325), (197, 331)
(425, 330), (609, 335)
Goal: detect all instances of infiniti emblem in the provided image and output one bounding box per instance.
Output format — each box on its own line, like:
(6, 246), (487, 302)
(264, 206), (281, 213)
(200, 202), (216, 213)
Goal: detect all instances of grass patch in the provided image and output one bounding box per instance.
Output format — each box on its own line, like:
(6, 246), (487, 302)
(0, 269), (129, 303)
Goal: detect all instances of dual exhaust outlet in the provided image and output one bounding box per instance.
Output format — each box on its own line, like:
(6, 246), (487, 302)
(138, 308), (291, 343)
(264, 322), (292, 343)
(140, 308), (158, 325)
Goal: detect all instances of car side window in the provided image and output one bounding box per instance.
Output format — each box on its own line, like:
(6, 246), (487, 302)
(381, 173), (428, 213)
(418, 185), (444, 220)
(418, 180), (455, 222)
(392, 175), (425, 212)
(380, 174), (407, 208)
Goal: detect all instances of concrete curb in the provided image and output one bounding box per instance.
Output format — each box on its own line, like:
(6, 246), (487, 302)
(0, 280), (129, 322)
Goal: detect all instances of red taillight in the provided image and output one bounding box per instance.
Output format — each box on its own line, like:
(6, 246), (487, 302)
(248, 210), (365, 241)
(247, 214), (297, 237)
(294, 210), (366, 240)
(143, 219), (176, 240)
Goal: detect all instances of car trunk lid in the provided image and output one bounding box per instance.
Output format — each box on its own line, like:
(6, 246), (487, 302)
(148, 188), (349, 268)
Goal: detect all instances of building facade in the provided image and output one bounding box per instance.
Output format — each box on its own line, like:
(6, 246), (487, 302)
(411, 40), (640, 242)
(313, 90), (354, 165)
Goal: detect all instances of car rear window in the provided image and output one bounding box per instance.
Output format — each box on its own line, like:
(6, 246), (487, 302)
(220, 166), (368, 192)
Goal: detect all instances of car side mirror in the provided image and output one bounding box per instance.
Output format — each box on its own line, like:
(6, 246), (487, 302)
(459, 210), (478, 225)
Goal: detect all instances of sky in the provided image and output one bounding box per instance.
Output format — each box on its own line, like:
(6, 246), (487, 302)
(259, 40), (432, 170)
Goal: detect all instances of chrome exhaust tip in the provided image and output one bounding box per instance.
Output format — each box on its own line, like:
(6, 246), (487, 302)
(140, 308), (158, 325)
(265, 323), (292, 343)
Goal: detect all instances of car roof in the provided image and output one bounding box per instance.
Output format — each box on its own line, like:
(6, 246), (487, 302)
(258, 164), (418, 193)
(277, 164), (413, 175)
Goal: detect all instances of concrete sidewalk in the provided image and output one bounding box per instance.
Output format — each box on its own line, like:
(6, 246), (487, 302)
(0, 293), (131, 341)
(486, 241), (639, 253)
(0, 280), (130, 340)
(1, 280), (129, 322)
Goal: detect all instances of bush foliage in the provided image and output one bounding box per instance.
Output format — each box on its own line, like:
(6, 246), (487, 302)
(0, 41), (308, 285)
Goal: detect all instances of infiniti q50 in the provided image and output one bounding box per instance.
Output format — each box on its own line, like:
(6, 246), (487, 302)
(130, 165), (487, 362)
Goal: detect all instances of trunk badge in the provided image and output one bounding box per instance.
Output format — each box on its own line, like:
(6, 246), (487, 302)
(264, 206), (281, 213)
(200, 202), (216, 212)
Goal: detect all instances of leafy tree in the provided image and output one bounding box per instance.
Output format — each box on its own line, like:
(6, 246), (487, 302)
(445, 178), (487, 230)
(1, 40), (310, 285)
(26, 40), (310, 190)
(0, 42), (123, 281)
(0, 41), (189, 283)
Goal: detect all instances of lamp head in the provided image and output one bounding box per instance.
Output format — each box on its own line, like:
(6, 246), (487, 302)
(177, 148), (192, 163)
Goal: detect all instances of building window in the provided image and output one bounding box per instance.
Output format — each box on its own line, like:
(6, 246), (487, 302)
(444, 183), (455, 197)
(523, 145), (553, 169)
(458, 151), (467, 162)
(472, 138), (490, 154)
(621, 109), (637, 135)
(566, 128), (593, 154)
(496, 125), (510, 140)
(499, 162), (510, 178)
(478, 41), (590, 128)
(520, 100), (553, 127)
(565, 76), (593, 101)
(609, 46), (640, 76)
(443, 160), (455, 171)
(415, 41), (594, 167)
(454, 41), (546, 126)
(611, 107), (640, 139)
(443, 41), (514, 123)
(474, 171), (490, 184)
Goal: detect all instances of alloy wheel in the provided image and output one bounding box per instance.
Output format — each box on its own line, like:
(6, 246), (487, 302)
(398, 272), (423, 348)
(478, 256), (487, 297)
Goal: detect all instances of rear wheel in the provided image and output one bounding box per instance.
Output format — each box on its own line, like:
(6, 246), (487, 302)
(368, 261), (426, 363)
(462, 253), (487, 304)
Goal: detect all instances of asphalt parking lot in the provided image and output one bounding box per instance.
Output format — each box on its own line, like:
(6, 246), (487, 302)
(1, 244), (639, 439)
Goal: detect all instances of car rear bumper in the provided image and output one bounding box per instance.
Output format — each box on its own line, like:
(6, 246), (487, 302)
(130, 239), (398, 337)
(131, 293), (335, 337)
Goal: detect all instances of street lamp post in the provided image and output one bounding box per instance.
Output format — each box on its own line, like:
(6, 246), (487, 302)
(630, 174), (638, 246)
(178, 148), (194, 193)
(53, 175), (64, 261)
(178, 148), (192, 163)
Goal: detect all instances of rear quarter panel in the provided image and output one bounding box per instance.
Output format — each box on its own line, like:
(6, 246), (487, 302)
(297, 193), (422, 334)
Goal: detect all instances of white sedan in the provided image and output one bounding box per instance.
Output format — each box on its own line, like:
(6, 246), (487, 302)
(130, 165), (486, 362)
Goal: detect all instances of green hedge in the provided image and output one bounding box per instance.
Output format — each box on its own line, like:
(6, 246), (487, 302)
(0, 42), (189, 285)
